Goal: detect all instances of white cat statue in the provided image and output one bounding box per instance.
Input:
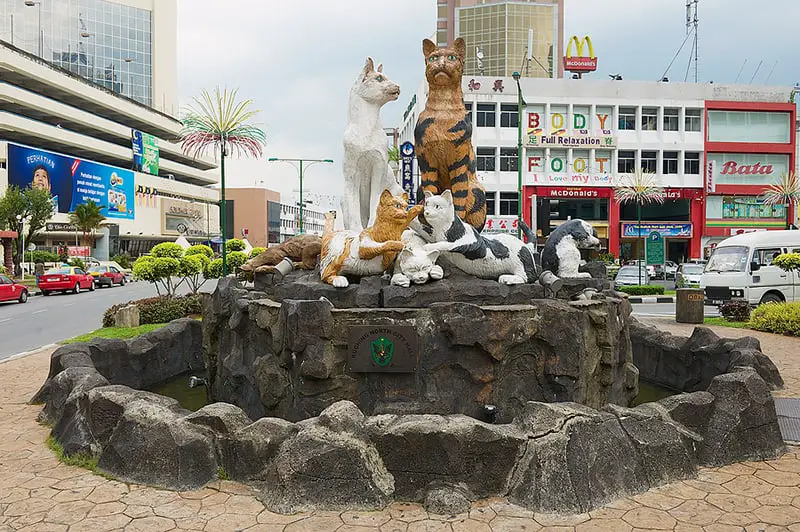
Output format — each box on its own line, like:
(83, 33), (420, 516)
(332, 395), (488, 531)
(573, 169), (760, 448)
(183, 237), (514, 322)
(390, 230), (444, 287)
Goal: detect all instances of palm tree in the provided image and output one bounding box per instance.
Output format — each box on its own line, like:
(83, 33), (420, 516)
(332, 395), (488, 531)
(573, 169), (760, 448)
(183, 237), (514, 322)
(180, 87), (266, 275)
(762, 172), (800, 229)
(387, 145), (400, 178)
(68, 200), (106, 249)
(614, 170), (665, 285)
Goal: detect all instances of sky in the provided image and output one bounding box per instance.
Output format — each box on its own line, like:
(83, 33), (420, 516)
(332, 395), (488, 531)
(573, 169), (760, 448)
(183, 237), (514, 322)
(176, 0), (800, 210)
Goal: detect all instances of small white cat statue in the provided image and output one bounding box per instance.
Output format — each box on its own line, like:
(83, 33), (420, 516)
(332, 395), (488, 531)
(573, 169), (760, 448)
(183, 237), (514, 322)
(390, 230), (444, 287)
(415, 191), (539, 285)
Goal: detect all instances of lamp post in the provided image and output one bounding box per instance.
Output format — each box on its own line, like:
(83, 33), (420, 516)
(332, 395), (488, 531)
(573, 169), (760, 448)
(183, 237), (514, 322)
(512, 71), (526, 241)
(24, 0), (42, 58)
(15, 215), (25, 280)
(267, 158), (333, 234)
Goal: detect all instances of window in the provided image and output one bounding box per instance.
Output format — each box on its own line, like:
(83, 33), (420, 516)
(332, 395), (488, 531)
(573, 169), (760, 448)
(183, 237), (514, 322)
(618, 107), (636, 130)
(476, 103), (496, 127)
(684, 152), (700, 174)
(618, 151), (636, 173)
(500, 104), (518, 128)
(476, 147), (496, 171)
(486, 193), (496, 215)
(499, 192), (519, 216)
(707, 111), (791, 143)
(685, 109), (702, 132)
(641, 108), (657, 131)
(0, 275), (10, 284)
(464, 101), (472, 113)
(640, 151), (657, 173)
(663, 151), (678, 174)
(499, 147), (518, 171)
(663, 108), (679, 131)
(756, 248), (783, 267)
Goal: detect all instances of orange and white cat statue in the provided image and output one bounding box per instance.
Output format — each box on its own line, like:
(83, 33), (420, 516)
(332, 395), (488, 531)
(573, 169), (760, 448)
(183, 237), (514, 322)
(320, 189), (423, 288)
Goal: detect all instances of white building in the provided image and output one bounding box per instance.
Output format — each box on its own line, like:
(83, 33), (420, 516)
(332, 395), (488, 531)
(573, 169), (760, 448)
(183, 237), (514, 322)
(398, 76), (795, 262)
(279, 202), (326, 242)
(0, 39), (220, 259)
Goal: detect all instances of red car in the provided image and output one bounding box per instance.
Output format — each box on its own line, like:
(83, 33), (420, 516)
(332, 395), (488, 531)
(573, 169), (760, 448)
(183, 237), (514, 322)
(88, 265), (126, 287)
(39, 267), (95, 296)
(0, 274), (28, 304)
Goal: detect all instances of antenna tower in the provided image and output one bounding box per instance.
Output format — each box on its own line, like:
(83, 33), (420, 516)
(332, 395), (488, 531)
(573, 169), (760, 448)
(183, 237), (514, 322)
(685, 0), (699, 82)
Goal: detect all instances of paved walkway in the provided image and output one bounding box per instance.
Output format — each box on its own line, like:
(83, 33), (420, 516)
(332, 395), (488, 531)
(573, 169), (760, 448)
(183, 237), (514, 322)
(2, 321), (800, 531)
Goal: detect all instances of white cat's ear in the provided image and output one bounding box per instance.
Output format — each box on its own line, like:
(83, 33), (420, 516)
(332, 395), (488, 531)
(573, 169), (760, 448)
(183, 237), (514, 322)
(362, 57), (375, 79)
(423, 190), (434, 200)
(427, 250), (440, 263)
(377, 63), (383, 73)
(441, 190), (453, 204)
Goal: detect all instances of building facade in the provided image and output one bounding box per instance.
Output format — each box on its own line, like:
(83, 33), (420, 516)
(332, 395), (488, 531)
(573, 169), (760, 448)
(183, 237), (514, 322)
(398, 76), (795, 263)
(0, 40), (219, 260)
(436, 0), (564, 79)
(225, 187), (281, 248)
(280, 202), (326, 242)
(0, 0), (177, 114)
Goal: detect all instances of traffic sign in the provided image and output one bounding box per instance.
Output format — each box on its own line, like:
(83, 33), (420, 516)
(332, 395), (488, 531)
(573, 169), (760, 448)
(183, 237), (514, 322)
(645, 231), (664, 265)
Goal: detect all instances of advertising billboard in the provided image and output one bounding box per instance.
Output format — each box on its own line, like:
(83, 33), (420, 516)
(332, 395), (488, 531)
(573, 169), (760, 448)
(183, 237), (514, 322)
(132, 129), (160, 175)
(7, 143), (135, 220)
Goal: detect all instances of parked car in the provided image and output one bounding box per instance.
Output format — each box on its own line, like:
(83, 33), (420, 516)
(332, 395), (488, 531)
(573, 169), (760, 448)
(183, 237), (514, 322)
(88, 265), (126, 287)
(614, 265), (650, 288)
(702, 230), (800, 306)
(675, 263), (704, 288)
(0, 274), (28, 304)
(625, 260), (656, 279)
(664, 260), (678, 279)
(99, 261), (134, 282)
(39, 267), (95, 296)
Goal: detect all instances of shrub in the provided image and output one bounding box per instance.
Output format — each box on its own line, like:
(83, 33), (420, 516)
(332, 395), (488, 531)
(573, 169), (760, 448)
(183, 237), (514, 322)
(250, 247), (266, 259)
(150, 242), (184, 259)
(720, 300), (751, 322)
(228, 251), (248, 272)
(749, 301), (800, 336)
(206, 258), (223, 279)
(102, 294), (202, 327)
(773, 253), (800, 273)
(616, 285), (665, 296)
(226, 239), (246, 252)
(111, 253), (132, 269)
(68, 258), (86, 270)
(185, 244), (213, 258)
(25, 250), (60, 264)
(598, 253), (616, 265)
(0, 264), (7, 275)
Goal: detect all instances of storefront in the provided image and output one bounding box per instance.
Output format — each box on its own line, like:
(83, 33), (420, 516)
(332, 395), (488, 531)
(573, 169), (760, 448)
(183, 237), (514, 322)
(703, 101), (796, 258)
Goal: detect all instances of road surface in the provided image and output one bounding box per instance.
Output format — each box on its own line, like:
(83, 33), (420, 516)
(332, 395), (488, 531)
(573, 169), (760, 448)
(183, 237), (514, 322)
(632, 302), (720, 318)
(0, 280), (216, 361)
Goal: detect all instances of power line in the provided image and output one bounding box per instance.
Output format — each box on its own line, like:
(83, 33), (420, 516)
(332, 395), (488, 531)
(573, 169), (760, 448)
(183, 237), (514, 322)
(659, 25), (694, 81)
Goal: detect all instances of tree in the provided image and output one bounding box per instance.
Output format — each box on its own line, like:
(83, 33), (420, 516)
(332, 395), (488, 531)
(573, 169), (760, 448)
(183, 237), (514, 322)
(226, 238), (246, 252)
(614, 170), (665, 285)
(133, 242), (220, 296)
(762, 172), (800, 229)
(0, 185), (55, 276)
(180, 87), (266, 276)
(68, 200), (106, 249)
(387, 145), (400, 178)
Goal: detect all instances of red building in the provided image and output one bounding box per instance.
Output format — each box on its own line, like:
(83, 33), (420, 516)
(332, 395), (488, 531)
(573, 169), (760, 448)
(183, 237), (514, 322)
(702, 101), (796, 258)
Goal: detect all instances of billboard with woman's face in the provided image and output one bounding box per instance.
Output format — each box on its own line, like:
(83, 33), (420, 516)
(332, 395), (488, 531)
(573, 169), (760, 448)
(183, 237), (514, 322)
(7, 143), (135, 220)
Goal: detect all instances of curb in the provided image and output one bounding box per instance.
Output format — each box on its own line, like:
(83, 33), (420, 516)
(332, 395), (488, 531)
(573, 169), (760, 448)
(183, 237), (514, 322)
(0, 343), (58, 365)
(629, 296), (675, 304)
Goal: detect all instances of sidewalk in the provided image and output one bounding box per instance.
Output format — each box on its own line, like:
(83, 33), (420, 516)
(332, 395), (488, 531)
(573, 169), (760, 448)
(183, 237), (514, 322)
(3, 328), (800, 531)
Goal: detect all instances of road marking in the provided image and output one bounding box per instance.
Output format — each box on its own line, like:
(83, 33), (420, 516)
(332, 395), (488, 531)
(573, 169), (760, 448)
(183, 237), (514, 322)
(32, 309), (48, 315)
(0, 318), (12, 324)
(64, 303), (76, 307)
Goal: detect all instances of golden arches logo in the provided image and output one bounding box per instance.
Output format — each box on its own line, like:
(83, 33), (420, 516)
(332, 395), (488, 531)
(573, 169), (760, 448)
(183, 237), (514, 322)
(564, 35), (597, 72)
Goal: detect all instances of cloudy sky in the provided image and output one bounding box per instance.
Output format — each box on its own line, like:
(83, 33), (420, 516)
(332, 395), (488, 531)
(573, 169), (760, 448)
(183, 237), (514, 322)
(177, 0), (799, 209)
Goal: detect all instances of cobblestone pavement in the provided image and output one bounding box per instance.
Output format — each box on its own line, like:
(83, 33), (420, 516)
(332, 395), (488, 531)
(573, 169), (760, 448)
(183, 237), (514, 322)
(3, 321), (800, 532)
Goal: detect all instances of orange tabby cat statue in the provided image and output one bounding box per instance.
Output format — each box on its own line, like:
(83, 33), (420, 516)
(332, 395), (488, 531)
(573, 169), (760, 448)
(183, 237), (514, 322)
(414, 37), (487, 232)
(320, 190), (423, 288)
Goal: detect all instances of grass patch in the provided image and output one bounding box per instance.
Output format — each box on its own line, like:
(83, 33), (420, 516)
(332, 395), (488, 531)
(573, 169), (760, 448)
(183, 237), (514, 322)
(47, 436), (100, 471)
(664, 290), (676, 296)
(61, 323), (168, 344)
(217, 466), (230, 480)
(703, 317), (753, 329)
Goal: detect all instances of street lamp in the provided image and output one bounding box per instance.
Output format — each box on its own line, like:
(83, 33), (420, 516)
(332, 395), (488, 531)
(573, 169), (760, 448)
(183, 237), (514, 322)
(24, 0), (43, 58)
(15, 215), (25, 281)
(267, 158), (333, 234)
(512, 71), (526, 241)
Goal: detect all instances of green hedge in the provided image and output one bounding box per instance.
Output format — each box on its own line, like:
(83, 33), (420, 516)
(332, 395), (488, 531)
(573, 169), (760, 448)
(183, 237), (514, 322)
(102, 294), (201, 327)
(617, 285), (665, 296)
(749, 301), (800, 336)
(24, 250), (60, 263)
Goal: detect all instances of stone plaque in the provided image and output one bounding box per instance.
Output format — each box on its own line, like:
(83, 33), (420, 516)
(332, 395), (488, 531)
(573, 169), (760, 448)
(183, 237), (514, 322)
(348, 326), (417, 373)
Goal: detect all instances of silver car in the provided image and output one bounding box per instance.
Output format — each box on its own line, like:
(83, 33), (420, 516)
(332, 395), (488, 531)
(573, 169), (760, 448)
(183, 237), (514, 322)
(676, 263), (704, 288)
(614, 265), (650, 287)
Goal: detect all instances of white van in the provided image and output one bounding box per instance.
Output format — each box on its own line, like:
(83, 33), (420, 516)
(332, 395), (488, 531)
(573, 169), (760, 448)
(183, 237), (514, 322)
(702, 230), (800, 306)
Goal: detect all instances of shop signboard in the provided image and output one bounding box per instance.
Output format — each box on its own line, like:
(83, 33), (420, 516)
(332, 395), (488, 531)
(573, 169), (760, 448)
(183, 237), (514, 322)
(67, 246), (90, 257)
(132, 129), (160, 175)
(7, 143), (135, 220)
(484, 216), (518, 234)
(564, 35), (598, 73)
(525, 134), (616, 149)
(621, 222), (692, 238)
(645, 231), (665, 265)
(162, 198), (207, 237)
(706, 153), (789, 187)
(399, 141), (415, 202)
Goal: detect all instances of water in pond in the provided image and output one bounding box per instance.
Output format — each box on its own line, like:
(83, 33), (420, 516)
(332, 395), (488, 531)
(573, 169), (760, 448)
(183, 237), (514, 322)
(149, 371), (210, 412)
(631, 380), (678, 407)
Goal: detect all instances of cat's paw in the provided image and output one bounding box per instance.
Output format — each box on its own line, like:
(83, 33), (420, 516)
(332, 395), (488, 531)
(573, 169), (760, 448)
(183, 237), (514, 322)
(390, 274), (411, 287)
(386, 241), (405, 252)
(576, 272), (592, 279)
(429, 265), (444, 280)
(332, 276), (350, 288)
(499, 274), (525, 285)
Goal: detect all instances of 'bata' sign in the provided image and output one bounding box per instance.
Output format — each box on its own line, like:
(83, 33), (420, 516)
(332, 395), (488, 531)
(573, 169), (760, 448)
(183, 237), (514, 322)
(564, 35), (597, 73)
(720, 161), (774, 176)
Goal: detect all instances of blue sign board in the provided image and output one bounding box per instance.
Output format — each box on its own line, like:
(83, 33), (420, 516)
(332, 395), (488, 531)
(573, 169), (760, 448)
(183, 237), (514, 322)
(8, 143), (135, 220)
(399, 141), (415, 202)
(621, 222), (692, 238)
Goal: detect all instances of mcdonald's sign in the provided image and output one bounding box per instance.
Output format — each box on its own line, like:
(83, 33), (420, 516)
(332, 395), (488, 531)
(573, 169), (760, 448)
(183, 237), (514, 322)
(564, 35), (597, 73)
